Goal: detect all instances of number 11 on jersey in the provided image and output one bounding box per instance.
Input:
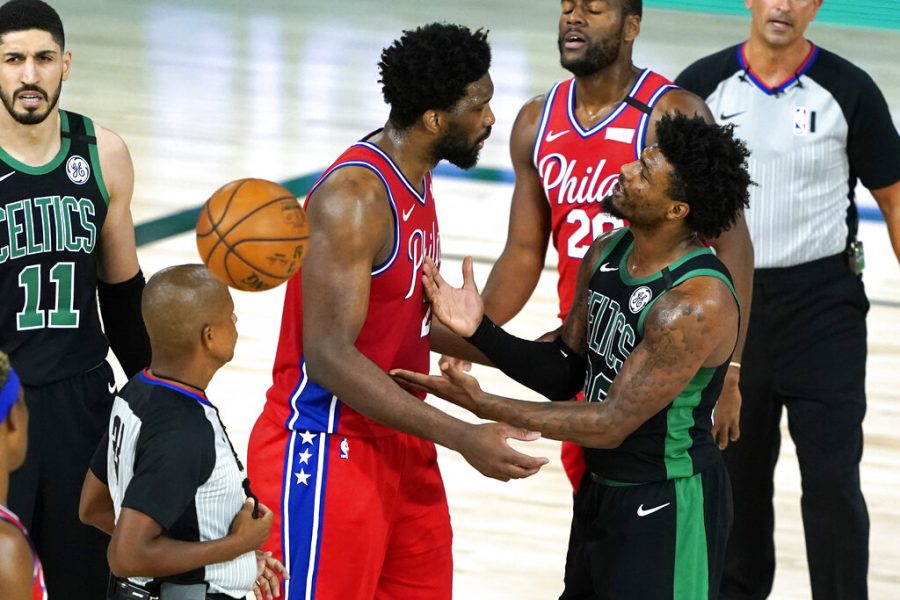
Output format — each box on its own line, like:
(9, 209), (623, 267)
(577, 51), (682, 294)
(17, 262), (79, 330)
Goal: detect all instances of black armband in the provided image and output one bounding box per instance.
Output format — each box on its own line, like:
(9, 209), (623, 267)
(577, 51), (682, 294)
(465, 316), (585, 401)
(98, 270), (151, 378)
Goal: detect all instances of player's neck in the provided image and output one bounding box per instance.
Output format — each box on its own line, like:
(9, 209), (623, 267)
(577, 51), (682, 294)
(573, 63), (640, 123)
(371, 124), (432, 193)
(0, 109), (62, 167)
(627, 227), (702, 278)
(743, 36), (812, 87)
(0, 109), (63, 167)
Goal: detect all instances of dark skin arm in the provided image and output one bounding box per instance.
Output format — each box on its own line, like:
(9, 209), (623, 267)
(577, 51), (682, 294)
(0, 522), (34, 600)
(650, 89), (753, 448)
(302, 167), (546, 481)
(480, 96), (552, 324)
(430, 96), (549, 364)
(79, 469), (116, 535)
(108, 500), (271, 578)
(393, 233), (738, 448)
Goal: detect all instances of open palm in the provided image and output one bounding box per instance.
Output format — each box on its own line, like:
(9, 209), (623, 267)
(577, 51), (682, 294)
(423, 256), (485, 337)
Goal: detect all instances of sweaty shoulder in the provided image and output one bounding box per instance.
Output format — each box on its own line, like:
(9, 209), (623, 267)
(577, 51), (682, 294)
(93, 122), (134, 205)
(308, 164), (389, 211)
(512, 94), (549, 142)
(675, 44), (742, 100)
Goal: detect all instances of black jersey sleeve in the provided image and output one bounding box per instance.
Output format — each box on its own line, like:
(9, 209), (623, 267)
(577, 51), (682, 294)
(810, 49), (900, 190)
(675, 45), (742, 101)
(122, 410), (216, 530)
(90, 429), (110, 485)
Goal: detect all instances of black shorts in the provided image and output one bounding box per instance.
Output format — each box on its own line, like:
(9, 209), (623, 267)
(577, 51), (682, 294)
(561, 458), (732, 600)
(9, 360), (116, 600)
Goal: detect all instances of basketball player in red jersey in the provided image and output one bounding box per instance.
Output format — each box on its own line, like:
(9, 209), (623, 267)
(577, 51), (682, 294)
(0, 351), (47, 600)
(435, 0), (754, 492)
(247, 24), (548, 600)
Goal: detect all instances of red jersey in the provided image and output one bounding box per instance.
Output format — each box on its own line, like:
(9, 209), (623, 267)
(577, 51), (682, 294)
(533, 69), (677, 319)
(0, 505), (47, 600)
(264, 137), (439, 437)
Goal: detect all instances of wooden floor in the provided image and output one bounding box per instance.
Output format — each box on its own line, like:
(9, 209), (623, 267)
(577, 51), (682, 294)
(51, 1), (900, 598)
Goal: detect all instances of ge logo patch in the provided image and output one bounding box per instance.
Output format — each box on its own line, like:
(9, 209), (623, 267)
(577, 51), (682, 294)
(66, 155), (90, 184)
(629, 286), (652, 313)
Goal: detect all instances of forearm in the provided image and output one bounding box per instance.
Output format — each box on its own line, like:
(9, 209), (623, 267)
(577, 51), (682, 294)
(710, 224), (753, 363)
(474, 393), (618, 448)
(306, 346), (471, 451)
(481, 251), (544, 325)
(466, 316), (584, 401)
(429, 320), (493, 365)
(82, 507), (115, 536)
(110, 532), (245, 578)
(98, 270), (151, 377)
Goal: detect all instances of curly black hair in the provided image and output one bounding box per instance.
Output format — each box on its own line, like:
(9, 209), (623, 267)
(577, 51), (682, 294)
(622, 0), (642, 18)
(378, 23), (490, 130)
(655, 113), (752, 239)
(0, 0), (65, 48)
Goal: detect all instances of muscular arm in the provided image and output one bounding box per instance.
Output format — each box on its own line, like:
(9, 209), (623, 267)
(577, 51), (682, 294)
(302, 168), (546, 479)
(95, 125), (140, 284)
(464, 277), (738, 448)
(303, 168), (473, 444)
(480, 96), (552, 324)
(0, 523), (34, 600)
(871, 180), (900, 263)
(94, 125), (151, 376)
(431, 97), (551, 363)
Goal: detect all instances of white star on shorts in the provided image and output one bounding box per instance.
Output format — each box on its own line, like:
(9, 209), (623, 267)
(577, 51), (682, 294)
(295, 469), (311, 486)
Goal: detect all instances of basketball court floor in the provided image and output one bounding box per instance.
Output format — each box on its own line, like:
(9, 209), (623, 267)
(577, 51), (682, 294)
(50, 1), (900, 597)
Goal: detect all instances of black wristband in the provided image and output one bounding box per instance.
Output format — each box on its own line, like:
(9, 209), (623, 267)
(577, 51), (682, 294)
(98, 270), (151, 378)
(463, 316), (585, 401)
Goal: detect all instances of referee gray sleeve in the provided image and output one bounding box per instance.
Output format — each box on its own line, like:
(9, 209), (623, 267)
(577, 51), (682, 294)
(465, 316), (585, 401)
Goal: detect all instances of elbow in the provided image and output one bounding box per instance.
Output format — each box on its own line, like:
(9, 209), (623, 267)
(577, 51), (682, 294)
(579, 430), (626, 450)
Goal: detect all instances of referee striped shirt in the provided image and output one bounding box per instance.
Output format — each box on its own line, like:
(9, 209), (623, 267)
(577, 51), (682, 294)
(91, 369), (255, 598)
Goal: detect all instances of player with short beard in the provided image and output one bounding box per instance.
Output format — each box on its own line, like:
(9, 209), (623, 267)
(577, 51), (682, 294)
(433, 0), (755, 495)
(0, 1), (150, 598)
(247, 23), (547, 600)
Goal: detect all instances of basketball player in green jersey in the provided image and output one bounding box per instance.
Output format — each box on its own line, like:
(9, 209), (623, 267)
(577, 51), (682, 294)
(0, 1), (150, 598)
(393, 113), (752, 599)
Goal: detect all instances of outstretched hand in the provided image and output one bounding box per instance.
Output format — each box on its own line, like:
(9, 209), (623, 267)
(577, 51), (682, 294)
(391, 360), (548, 481)
(391, 357), (483, 414)
(423, 256), (484, 337)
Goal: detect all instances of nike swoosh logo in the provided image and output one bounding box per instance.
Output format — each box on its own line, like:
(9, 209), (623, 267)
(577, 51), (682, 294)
(546, 129), (570, 142)
(637, 502), (671, 517)
(599, 263), (618, 272)
(107, 381), (116, 394)
(402, 206), (415, 222)
(720, 111), (745, 121)
(0, 171), (15, 183)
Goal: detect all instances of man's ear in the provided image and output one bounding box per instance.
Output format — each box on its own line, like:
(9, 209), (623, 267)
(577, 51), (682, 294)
(421, 109), (444, 135)
(669, 200), (690, 222)
(200, 324), (214, 350)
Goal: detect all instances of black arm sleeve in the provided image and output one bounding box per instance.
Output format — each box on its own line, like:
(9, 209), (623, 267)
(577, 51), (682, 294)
(98, 270), (151, 378)
(465, 316), (585, 401)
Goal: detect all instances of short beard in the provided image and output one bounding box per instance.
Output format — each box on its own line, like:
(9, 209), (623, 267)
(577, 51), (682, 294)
(1, 79), (63, 125)
(600, 193), (628, 221)
(434, 124), (489, 170)
(558, 26), (623, 78)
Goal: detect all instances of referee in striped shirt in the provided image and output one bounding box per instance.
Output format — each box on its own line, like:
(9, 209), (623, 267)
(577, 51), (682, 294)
(79, 265), (287, 600)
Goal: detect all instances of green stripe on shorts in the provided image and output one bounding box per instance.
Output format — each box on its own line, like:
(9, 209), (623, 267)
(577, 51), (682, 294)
(674, 473), (709, 599)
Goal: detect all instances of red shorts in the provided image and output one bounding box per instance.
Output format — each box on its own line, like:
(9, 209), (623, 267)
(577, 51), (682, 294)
(561, 391), (586, 492)
(248, 414), (453, 600)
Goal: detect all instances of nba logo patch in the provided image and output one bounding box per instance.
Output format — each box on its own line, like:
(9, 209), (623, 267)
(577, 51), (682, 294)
(340, 438), (349, 460)
(793, 107), (816, 136)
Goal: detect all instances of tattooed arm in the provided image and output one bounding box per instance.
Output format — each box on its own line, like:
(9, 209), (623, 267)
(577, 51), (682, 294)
(396, 275), (738, 448)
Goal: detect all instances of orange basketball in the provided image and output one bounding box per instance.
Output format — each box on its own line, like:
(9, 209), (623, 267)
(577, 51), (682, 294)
(196, 178), (309, 291)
